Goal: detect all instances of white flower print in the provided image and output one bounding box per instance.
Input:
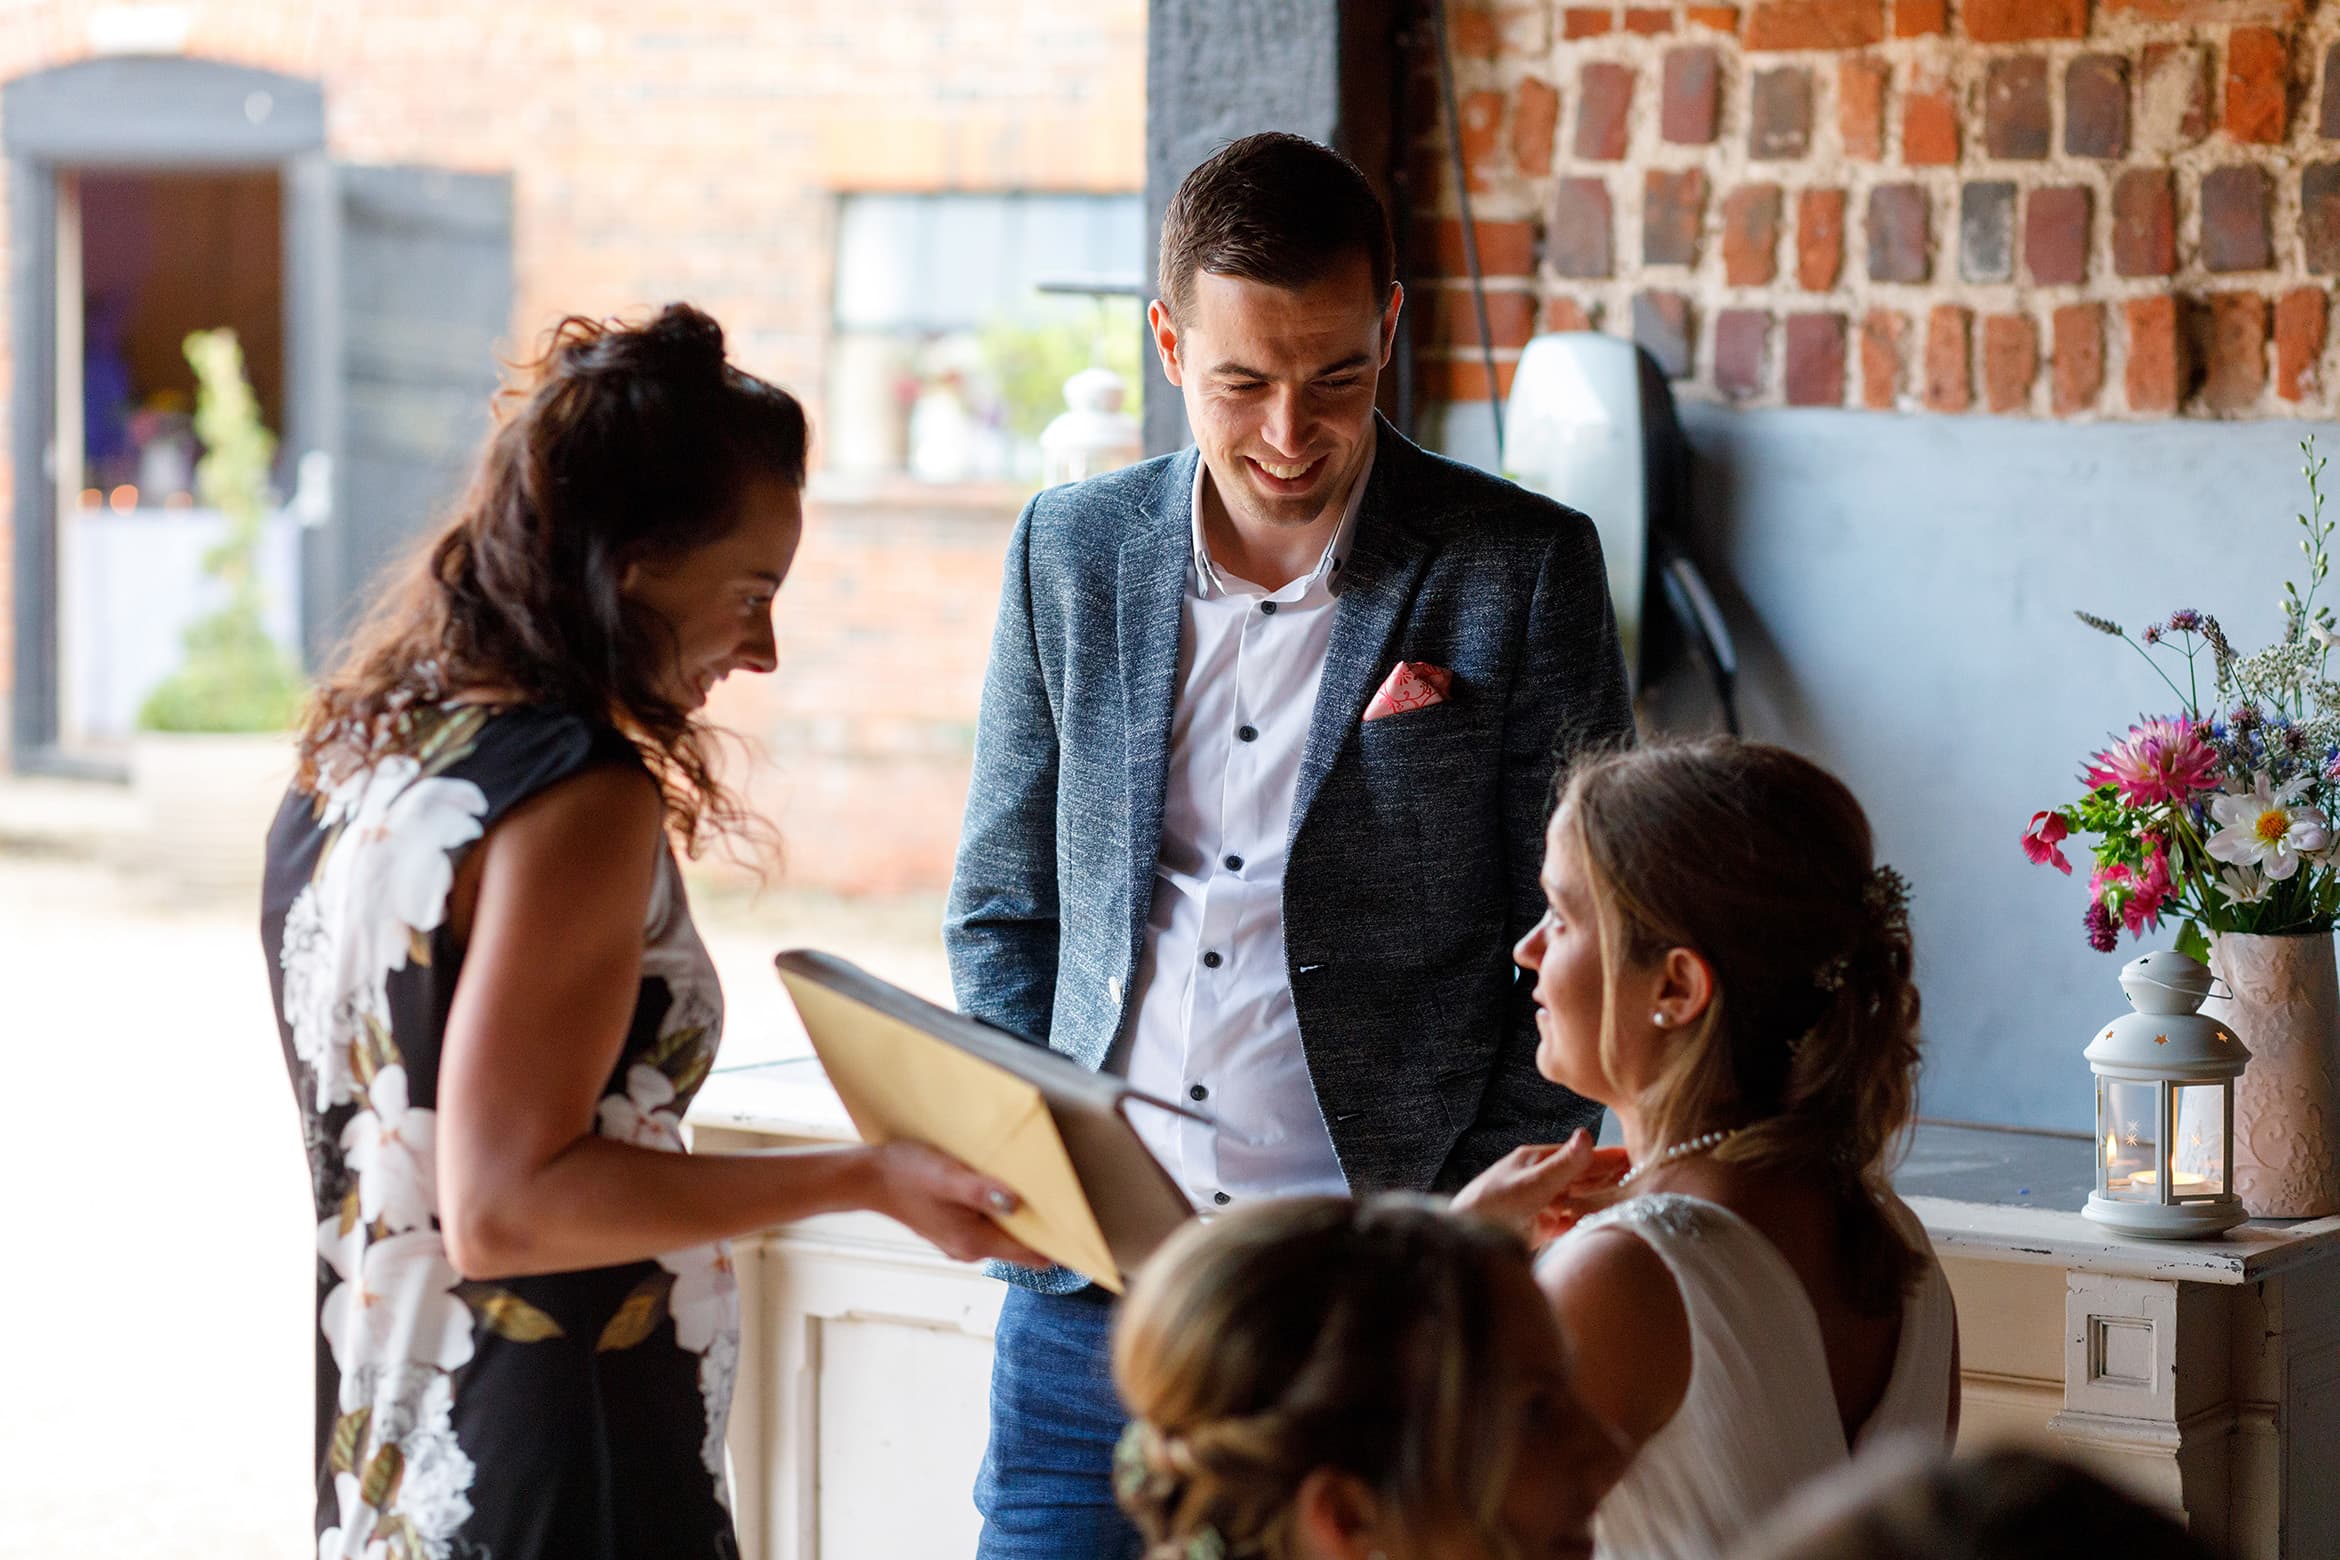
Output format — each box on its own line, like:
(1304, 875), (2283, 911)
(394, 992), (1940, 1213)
(343, 1065), (438, 1234)
(319, 1470), (390, 1560)
(698, 1328), (739, 1505)
(279, 886), (341, 1090)
(317, 758), (488, 995)
(597, 1063), (686, 1150)
(396, 1374), (478, 1556)
(657, 1240), (740, 1353)
(659, 1239), (741, 1500)
(321, 1229), (476, 1381)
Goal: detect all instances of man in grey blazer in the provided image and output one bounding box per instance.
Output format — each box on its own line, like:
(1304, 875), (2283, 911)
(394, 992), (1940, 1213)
(945, 132), (1634, 1556)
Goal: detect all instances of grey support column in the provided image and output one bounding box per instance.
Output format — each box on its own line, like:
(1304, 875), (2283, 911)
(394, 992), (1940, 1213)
(1143, 0), (1402, 457)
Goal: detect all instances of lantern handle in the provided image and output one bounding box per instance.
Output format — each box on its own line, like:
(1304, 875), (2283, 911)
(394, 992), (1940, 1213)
(2122, 970), (2235, 1004)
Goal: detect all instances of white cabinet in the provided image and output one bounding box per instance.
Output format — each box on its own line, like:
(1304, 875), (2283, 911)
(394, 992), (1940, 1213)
(693, 1068), (2340, 1558)
(693, 1063), (1003, 1560)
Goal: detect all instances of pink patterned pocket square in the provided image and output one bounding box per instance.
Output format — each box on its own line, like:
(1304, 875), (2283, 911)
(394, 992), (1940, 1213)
(1363, 661), (1453, 722)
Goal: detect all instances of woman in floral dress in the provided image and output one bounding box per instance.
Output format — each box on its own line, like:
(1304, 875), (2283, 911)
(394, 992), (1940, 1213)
(261, 305), (1039, 1560)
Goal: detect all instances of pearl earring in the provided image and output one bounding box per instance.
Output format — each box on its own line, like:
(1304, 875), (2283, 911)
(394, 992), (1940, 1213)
(1652, 1012), (1669, 1027)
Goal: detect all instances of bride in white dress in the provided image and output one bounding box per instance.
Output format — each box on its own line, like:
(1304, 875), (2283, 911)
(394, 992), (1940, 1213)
(1457, 738), (1960, 1559)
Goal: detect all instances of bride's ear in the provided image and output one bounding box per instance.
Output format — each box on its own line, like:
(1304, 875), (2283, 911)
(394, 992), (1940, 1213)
(1292, 1466), (1389, 1559)
(1651, 945), (1716, 1031)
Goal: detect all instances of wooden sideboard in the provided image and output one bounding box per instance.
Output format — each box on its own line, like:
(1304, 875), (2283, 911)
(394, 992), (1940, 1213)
(689, 1061), (2340, 1559)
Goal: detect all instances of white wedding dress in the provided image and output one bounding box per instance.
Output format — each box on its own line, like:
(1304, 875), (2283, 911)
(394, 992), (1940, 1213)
(1542, 1190), (1957, 1560)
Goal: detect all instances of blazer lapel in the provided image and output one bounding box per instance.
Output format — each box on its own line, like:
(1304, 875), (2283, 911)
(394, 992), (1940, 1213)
(1289, 426), (1432, 839)
(1118, 450), (1198, 945)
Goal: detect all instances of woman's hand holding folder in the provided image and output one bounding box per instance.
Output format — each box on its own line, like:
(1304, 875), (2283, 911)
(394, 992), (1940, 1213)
(862, 1141), (1052, 1268)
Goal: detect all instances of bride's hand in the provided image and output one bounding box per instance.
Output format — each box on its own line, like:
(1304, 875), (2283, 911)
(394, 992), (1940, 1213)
(1452, 1130), (1630, 1248)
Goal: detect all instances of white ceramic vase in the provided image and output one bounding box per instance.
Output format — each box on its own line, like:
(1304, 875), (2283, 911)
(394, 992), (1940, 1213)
(2202, 931), (2340, 1218)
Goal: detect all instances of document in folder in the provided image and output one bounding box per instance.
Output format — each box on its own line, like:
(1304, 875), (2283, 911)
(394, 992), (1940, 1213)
(775, 950), (1197, 1293)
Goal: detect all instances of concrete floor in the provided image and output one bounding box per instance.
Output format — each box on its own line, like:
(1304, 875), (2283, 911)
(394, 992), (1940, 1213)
(0, 797), (946, 1557)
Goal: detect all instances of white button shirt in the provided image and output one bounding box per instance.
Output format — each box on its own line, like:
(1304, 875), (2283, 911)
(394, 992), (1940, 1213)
(1111, 441), (1375, 1209)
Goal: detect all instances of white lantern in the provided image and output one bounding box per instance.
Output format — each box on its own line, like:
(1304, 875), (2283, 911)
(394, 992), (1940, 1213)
(2082, 950), (2250, 1240)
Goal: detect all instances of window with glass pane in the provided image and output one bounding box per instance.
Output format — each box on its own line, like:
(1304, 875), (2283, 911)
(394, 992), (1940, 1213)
(2101, 1077), (2159, 1201)
(828, 192), (1145, 483)
(2169, 1083), (2228, 1199)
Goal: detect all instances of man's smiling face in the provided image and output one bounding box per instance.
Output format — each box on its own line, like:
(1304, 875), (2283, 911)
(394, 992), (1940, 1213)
(1152, 253), (1399, 534)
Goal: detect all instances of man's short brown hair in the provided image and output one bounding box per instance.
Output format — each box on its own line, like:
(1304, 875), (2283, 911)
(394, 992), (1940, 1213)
(1157, 132), (1395, 321)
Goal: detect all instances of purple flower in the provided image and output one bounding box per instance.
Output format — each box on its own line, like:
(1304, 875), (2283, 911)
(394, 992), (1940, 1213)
(2167, 608), (2204, 633)
(2284, 723), (2311, 755)
(2232, 704), (2263, 733)
(2143, 623), (2165, 646)
(2084, 900), (2119, 953)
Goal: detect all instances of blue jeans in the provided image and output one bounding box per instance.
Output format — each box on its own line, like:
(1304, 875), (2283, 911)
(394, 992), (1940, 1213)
(972, 1285), (1145, 1559)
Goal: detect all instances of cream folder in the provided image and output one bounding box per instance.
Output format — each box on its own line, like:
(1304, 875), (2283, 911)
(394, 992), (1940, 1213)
(775, 950), (1198, 1292)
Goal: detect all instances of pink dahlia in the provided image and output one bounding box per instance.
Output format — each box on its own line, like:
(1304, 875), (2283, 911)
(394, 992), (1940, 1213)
(2022, 811), (2073, 875)
(2083, 718), (2222, 808)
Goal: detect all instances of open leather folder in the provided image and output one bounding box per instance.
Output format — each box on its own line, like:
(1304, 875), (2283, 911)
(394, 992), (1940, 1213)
(774, 949), (1199, 1293)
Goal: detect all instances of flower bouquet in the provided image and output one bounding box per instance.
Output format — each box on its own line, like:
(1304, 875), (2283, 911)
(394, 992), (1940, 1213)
(2026, 440), (2340, 965)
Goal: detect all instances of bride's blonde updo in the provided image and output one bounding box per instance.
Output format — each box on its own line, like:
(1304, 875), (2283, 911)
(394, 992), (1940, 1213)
(1111, 1197), (1537, 1559)
(1559, 737), (1925, 1315)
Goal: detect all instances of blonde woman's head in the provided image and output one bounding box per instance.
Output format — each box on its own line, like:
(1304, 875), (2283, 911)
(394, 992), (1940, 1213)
(1514, 737), (1925, 1313)
(1111, 1196), (1618, 1560)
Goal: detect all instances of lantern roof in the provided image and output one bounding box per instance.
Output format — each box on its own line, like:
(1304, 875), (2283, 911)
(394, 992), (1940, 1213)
(2086, 952), (2250, 1077)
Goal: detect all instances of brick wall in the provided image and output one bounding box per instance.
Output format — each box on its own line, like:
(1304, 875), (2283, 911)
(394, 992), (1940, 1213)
(0, 0), (1143, 892)
(1411, 0), (2340, 419)
(701, 486), (1015, 893)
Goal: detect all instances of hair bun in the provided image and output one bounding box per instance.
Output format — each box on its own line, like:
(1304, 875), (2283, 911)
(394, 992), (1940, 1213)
(635, 302), (728, 377)
(544, 303), (727, 389)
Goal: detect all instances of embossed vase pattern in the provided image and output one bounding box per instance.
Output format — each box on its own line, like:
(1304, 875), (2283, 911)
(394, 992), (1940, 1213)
(2203, 932), (2340, 1218)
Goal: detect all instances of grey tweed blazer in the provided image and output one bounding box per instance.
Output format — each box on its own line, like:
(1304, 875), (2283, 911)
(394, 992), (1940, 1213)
(945, 414), (1634, 1292)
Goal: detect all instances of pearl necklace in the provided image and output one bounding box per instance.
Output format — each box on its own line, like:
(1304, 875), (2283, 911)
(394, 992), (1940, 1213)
(1616, 1126), (1745, 1189)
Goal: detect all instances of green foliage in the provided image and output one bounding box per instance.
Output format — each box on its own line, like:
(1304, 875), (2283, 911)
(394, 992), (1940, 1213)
(136, 328), (304, 733)
(977, 299), (1145, 444)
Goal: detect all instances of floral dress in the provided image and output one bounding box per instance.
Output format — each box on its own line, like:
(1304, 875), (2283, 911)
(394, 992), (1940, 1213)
(261, 705), (739, 1560)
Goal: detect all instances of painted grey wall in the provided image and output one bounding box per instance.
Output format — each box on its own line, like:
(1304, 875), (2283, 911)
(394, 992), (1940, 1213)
(1431, 402), (2335, 1132)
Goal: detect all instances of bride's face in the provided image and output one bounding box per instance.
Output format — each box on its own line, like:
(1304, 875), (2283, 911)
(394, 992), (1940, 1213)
(1515, 811), (1619, 1101)
(1512, 810), (1668, 1104)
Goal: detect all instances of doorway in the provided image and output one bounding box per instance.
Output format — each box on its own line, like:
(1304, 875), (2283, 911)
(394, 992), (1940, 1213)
(6, 55), (515, 776)
(65, 166), (297, 753)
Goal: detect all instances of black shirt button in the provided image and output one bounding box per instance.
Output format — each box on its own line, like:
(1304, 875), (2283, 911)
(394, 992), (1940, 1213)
(1202, 950), (1223, 969)
(1237, 724), (1258, 742)
(1260, 600), (1278, 615)
(1189, 1083), (1209, 1101)
(1212, 1191), (1232, 1206)
(1223, 854), (1244, 872)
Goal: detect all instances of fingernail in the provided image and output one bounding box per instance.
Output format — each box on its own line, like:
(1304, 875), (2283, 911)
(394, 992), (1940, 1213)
(986, 1188), (1019, 1214)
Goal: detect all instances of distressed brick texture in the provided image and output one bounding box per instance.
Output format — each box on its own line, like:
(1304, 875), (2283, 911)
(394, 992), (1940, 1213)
(1983, 314), (2038, 413)
(2065, 54), (2131, 159)
(2276, 287), (2329, 400)
(1715, 308), (1772, 398)
(1925, 305), (1973, 411)
(2053, 303), (2107, 415)
(1862, 308), (1909, 408)
(1798, 188), (1848, 290)
(1784, 313), (1849, 404)
(1403, 0), (2340, 419)
(1839, 56), (1889, 160)
(1723, 184), (1786, 284)
(1662, 47), (1722, 144)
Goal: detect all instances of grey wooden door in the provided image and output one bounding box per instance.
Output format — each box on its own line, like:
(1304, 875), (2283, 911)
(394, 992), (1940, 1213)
(293, 162), (513, 665)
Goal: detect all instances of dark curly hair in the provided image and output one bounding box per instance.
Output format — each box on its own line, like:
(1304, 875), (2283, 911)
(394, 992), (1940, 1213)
(296, 303), (808, 851)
